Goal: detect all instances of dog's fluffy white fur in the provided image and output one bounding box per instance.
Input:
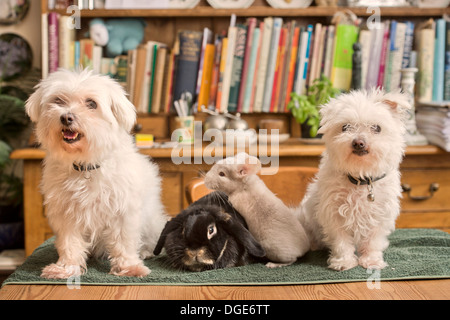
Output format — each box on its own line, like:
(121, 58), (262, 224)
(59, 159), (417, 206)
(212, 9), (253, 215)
(26, 69), (168, 278)
(299, 89), (411, 271)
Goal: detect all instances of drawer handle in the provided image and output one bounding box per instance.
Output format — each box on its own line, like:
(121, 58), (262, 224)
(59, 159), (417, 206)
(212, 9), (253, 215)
(401, 183), (439, 201)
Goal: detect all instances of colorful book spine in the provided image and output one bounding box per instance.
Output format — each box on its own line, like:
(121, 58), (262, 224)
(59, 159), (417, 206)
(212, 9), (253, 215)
(48, 12), (59, 74)
(418, 26), (435, 102)
(242, 27), (261, 113)
(284, 26), (300, 111)
(262, 17), (283, 112)
(173, 30), (203, 110)
(294, 25), (312, 95)
(444, 21), (450, 101)
(377, 21), (390, 88)
(227, 24), (247, 112)
(219, 26), (237, 113)
(197, 43), (216, 110)
(433, 19), (446, 102)
(402, 21), (415, 69)
(215, 37), (228, 112)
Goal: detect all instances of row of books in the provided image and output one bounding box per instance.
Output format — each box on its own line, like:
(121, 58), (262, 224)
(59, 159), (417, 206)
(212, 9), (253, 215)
(42, 13), (450, 116)
(415, 18), (450, 103)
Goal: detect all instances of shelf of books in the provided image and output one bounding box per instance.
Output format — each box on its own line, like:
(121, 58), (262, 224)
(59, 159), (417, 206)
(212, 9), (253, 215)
(41, 2), (449, 136)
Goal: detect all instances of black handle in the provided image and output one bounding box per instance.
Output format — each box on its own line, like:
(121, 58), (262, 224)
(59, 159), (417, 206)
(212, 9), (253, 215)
(401, 183), (439, 201)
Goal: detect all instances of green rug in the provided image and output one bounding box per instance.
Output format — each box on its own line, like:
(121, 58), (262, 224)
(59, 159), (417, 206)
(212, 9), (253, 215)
(2, 229), (450, 287)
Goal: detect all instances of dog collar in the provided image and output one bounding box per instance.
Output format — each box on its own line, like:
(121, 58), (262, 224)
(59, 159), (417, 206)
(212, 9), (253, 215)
(347, 173), (386, 202)
(347, 173), (386, 186)
(73, 163), (100, 179)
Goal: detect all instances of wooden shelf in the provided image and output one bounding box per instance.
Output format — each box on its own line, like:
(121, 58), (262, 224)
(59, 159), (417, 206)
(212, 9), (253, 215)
(55, 6), (449, 18)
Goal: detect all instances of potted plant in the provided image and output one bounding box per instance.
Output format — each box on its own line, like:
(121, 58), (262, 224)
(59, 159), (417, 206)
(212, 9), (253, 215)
(287, 75), (340, 138)
(0, 93), (29, 250)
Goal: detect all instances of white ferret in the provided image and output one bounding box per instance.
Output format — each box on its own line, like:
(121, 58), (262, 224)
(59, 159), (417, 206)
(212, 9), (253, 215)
(204, 153), (310, 267)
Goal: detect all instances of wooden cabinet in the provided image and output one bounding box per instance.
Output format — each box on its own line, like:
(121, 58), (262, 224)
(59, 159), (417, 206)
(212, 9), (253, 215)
(11, 143), (450, 256)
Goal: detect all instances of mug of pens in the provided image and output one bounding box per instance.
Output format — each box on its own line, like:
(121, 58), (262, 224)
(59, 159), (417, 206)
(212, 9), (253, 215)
(173, 98), (194, 144)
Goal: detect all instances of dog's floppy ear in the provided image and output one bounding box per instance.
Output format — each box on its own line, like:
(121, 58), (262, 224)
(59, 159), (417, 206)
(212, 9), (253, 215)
(108, 80), (137, 132)
(380, 90), (412, 120)
(25, 83), (44, 123)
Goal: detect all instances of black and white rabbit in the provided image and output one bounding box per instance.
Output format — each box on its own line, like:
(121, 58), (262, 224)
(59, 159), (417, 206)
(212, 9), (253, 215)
(153, 192), (265, 272)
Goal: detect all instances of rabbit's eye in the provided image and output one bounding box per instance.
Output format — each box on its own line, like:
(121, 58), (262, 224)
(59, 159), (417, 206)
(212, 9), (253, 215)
(219, 172), (225, 177)
(207, 223), (217, 240)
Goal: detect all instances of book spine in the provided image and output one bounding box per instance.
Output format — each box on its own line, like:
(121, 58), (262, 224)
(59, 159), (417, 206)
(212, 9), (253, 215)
(41, 13), (49, 78)
(227, 24), (247, 113)
(402, 21), (415, 69)
(48, 12), (59, 74)
(215, 37), (228, 112)
(377, 21), (390, 88)
(237, 18), (257, 113)
(220, 27), (237, 113)
(418, 28), (435, 102)
(365, 23), (385, 90)
(444, 21), (450, 101)
(253, 17), (273, 112)
(432, 19), (445, 102)
(284, 26), (300, 111)
(242, 27), (261, 113)
(270, 27), (287, 113)
(151, 46), (168, 113)
(148, 44), (159, 112)
(390, 22), (406, 91)
(208, 35), (223, 110)
(173, 30), (203, 110)
(262, 17), (283, 112)
(197, 43), (216, 110)
(294, 25), (312, 95)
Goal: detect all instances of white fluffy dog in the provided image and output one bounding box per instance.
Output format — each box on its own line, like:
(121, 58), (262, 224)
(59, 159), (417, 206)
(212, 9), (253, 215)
(26, 69), (168, 278)
(299, 89), (411, 271)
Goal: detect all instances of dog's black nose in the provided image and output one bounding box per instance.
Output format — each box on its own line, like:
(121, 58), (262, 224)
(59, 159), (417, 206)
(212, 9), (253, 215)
(352, 138), (366, 150)
(60, 113), (74, 126)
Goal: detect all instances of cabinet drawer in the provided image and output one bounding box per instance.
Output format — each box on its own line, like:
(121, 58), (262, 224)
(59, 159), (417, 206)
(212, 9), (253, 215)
(400, 169), (450, 212)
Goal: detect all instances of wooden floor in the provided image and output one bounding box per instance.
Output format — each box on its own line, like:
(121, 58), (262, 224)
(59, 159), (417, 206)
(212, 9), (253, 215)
(1, 279), (449, 300)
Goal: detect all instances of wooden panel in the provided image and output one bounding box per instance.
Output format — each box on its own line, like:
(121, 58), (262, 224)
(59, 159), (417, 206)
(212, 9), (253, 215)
(160, 171), (182, 216)
(135, 114), (169, 139)
(400, 169), (450, 212)
(397, 211), (450, 233)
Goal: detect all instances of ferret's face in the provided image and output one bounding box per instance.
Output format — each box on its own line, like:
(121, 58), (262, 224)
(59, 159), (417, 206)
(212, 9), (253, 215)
(26, 69), (137, 163)
(318, 91), (408, 178)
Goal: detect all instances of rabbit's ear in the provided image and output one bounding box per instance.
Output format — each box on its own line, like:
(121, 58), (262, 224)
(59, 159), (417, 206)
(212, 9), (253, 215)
(219, 212), (265, 258)
(153, 218), (180, 255)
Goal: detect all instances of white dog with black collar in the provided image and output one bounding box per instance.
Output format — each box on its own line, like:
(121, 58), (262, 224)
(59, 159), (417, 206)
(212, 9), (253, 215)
(299, 89), (411, 271)
(26, 69), (168, 279)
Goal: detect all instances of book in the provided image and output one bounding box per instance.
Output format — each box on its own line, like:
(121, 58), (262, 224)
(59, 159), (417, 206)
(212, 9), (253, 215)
(366, 22), (385, 90)
(208, 34), (224, 110)
(41, 13), (49, 78)
(284, 26), (300, 111)
(126, 49), (137, 102)
(80, 39), (94, 69)
(219, 26), (237, 113)
(433, 19), (446, 102)
(237, 18), (257, 113)
(253, 17), (274, 112)
(173, 30), (203, 111)
(309, 23), (322, 87)
(384, 21), (406, 92)
(402, 21), (415, 69)
(358, 28), (372, 90)
(249, 21), (265, 113)
(151, 46), (168, 113)
(417, 19), (435, 102)
(132, 45), (147, 112)
(445, 21), (450, 101)
(228, 24), (247, 112)
(215, 36), (228, 112)
(92, 45), (103, 74)
(48, 12), (59, 74)
(331, 23), (359, 91)
(58, 15), (75, 70)
(262, 17), (283, 112)
(323, 25), (335, 79)
(242, 27), (261, 113)
(196, 27), (214, 107)
(377, 21), (390, 88)
(294, 24), (313, 95)
(197, 43), (216, 110)
(269, 26), (287, 112)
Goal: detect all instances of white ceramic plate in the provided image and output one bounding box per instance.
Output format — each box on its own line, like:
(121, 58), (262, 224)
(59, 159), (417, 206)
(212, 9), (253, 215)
(169, 0), (200, 8)
(207, 0), (255, 9)
(258, 133), (290, 144)
(266, 0), (313, 8)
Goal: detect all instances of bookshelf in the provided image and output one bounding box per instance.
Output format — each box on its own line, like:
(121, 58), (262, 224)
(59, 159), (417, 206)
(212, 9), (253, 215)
(41, 0), (449, 140)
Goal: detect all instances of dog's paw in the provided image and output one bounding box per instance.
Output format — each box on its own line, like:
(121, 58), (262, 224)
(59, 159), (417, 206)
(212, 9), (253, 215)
(265, 261), (295, 268)
(41, 263), (84, 279)
(328, 255), (358, 271)
(358, 254), (387, 270)
(110, 264), (151, 277)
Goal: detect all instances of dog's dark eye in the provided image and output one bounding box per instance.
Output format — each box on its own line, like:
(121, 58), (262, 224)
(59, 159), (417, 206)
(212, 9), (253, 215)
(219, 172), (225, 177)
(371, 125), (381, 134)
(54, 97), (65, 105)
(342, 124), (352, 132)
(86, 99), (97, 109)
